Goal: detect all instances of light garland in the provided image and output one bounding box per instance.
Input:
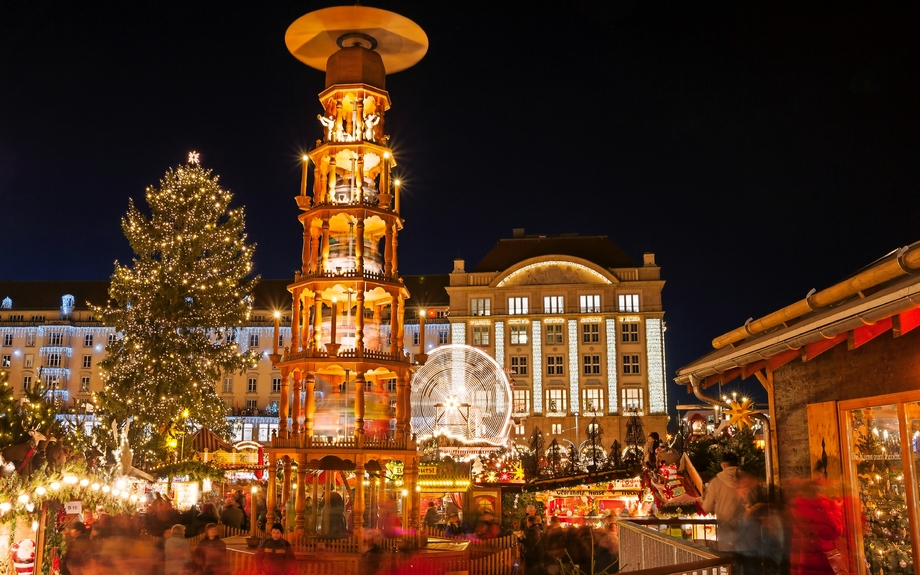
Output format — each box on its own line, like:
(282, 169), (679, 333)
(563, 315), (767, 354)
(645, 318), (666, 413)
(567, 320), (579, 413)
(531, 321), (543, 413)
(605, 319), (618, 413)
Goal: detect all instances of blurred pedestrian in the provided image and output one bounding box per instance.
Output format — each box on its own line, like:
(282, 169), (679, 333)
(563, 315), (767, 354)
(702, 452), (765, 573)
(192, 523), (229, 575)
(164, 524), (192, 575)
(423, 502), (439, 529)
(62, 522), (91, 575)
(789, 479), (845, 575)
(219, 498), (243, 529)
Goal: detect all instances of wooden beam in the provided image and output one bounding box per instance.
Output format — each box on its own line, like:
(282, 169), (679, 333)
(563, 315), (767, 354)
(742, 360), (766, 380)
(767, 348), (801, 372)
(802, 332), (847, 362)
(849, 317), (893, 349)
(894, 307), (920, 337)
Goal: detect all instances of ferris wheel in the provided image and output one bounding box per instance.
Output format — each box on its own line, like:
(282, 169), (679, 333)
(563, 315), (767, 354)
(410, 345), (513, 445)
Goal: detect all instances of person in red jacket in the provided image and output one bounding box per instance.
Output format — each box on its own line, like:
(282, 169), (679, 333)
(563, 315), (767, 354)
(789, 479), (846, 575)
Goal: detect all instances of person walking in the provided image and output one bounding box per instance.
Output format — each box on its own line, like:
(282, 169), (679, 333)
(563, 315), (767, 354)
(701, 452), (764, 573)
(164, 524), (192, 575)
(192, 523), (229, 575)
(62, 522), (91, 575)
(219, 498), (244, 529)
(255, 523), (296, 575)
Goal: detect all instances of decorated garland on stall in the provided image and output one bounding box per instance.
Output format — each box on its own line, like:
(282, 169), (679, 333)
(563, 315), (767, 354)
(150, 461), (224, 483)
(0, 462), (136, 526)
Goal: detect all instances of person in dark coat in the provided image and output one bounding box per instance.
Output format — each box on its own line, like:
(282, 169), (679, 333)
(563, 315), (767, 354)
(520, 515), (545, 574)
(192, 523), (229, 575)
(62, 522), (92, 575)
(255, 523), (296, 575)
(219, 498), (244, 529)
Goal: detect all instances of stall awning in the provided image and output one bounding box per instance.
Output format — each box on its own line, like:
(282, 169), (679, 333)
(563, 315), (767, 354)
(188, 427), (235, 453)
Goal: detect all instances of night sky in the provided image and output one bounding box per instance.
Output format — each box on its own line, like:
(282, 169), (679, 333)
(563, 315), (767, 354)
(2, 2), (919, 422)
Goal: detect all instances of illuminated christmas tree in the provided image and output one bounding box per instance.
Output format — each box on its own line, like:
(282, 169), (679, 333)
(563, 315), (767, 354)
(93, 153), (260, 466)
(0, 368), (63, 448)
(0, 366), (14, 446)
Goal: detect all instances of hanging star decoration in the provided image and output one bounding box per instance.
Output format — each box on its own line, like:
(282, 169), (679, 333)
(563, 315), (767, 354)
(188, 151), (200, 164)
(723, 397), (757, 429)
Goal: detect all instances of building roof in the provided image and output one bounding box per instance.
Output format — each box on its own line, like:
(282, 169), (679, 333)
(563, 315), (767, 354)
(402, 274), (450, 306)
(0, 280), (111, 311)
(675, 241), (920, 389)
(471, 234), (637, 273)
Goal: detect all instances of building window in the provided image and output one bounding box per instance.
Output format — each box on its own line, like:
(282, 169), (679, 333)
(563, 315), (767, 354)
(412, 329), (420, 346)
(510, 325), (528, 345)
(622, 388), (644, 413)
(582, 323), (599, 343)
(438, 330), (449, 345)
(83, 334), (93, 347)
(471, 298), (491, 316)
(22, 375), (32, 391)
(545, 324), (564, 345)
(24, 354), (33, 368)
(547, 355), (564, 376)
(82, 355), (92, 369)
(472, 325), (490, 346)
(277, 334), (284, 350)
(2, 334), (11, 347)
(621, 322), (639, 343)
(271, 377), (282, 393)
(436, 310), (448, 318)
(26, 333), (35, 347)
(510, 355), (528, 376)
(508, 297), (529, 315)
(49, 332), (63, 346)
(247, 377), (257, 393)
(583, 389), (603, 414)
(551, 423), (563, 434)
(582, 355), (601, 375)
(245, 399), (258, 411)
(222, 377), (233, 394)
(1, 355), (9, 368)
(618, 294), (640, 312)
(580, 294), (601, 313)
(515, 424), (526, 436)
(249, 334), (260, 348)
(252, 315), (265, 322)
(513, 389), (530, 414)
(543, 296), (564, 314)
(31, 315), (45, 322)
(80, 376), (90, 392)
(623, 354), (641, 375)
(46, 353), (62, 368)
(547, 389), (567, 414)
(386, 379), (397, 393)
(107, 333), (117, 345)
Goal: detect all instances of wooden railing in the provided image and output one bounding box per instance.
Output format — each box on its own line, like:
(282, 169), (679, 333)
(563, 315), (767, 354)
(626, 557), (732, 575)
(270, 434), (411, 450)
(618, 520), (727, 572)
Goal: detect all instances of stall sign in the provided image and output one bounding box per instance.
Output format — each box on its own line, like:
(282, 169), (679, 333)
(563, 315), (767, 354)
(419, 465), (437, 476)
(65, 501), (82, 515)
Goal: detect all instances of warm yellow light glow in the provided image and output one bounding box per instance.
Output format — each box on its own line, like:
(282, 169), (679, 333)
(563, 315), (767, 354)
(274, 311), (281, 318)
(302, 155), (309, 162)
(419, 309), (426, 317)
(394, 179), (401, 186)
(251, 486), (258, 494)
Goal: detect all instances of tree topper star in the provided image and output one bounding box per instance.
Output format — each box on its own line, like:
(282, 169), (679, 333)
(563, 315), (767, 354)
(188, 151), (200, 165)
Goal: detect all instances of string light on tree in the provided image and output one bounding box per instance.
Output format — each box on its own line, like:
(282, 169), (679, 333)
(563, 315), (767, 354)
(91, 152), (260, 466)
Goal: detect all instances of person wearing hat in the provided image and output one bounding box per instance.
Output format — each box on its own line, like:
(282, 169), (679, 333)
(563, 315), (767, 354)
(219, 498), (244, 529)
(255, 523), (295, 575)
(444, 512), (469, 538)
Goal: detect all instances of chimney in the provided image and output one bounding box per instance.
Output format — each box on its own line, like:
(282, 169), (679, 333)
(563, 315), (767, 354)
(643, 252), (656, 266)
(512, 228), (525, 238)
(453, 259), (465, 273)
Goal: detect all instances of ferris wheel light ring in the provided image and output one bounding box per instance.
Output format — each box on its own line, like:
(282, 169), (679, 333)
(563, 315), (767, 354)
(411, 345), (512, 445)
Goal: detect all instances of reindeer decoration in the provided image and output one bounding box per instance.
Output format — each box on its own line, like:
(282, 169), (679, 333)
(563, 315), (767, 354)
(0, 427), (49, 476)
(113, 418), (154, 481)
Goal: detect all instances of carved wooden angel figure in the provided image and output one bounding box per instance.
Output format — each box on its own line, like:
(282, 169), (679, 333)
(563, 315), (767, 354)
(363, 114), (380, 141)
(317, 114), (335, 141)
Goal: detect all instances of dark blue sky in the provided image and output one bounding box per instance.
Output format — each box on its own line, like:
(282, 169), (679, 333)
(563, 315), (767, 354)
(2, 1), (919, 420)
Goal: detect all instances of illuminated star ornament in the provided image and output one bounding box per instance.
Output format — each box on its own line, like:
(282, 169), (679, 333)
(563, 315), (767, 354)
(723, 397), (757, 430)
(188, 151), (200, 165)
